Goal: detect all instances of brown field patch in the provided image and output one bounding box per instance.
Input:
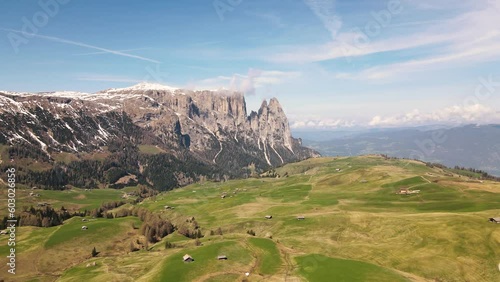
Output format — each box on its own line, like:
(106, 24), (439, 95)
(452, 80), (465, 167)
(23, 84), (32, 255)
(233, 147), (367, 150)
(232, 198), (277, 217)
(437, 180), (500, 193)
(367, 165), (408, 175)
(74, 194), (86, 200)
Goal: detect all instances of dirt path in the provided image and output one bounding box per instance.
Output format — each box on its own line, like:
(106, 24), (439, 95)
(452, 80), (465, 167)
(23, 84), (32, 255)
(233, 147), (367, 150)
(276, 242), (302, 281)
(241, 239), (261, 278)
(420, 176), (431, 184)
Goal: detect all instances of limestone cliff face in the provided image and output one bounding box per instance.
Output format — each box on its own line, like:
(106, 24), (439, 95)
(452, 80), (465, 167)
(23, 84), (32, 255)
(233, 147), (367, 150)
(107, 87), (317, 167)
(0, 83), (319, 174)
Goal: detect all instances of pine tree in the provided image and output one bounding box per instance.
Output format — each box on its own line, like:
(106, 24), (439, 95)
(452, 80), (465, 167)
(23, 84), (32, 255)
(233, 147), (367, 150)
(165, 241), (174, 249)
(196, 229), (203, 239)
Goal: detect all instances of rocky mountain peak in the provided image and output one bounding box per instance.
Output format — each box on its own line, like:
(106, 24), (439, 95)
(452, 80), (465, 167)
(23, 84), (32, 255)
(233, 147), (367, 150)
(268, 97), (282, 110)
(0, 83), (319, 189)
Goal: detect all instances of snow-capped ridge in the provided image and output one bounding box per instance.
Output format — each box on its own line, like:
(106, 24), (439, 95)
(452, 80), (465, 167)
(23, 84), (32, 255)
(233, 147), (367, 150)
(0, 90), (92, 99)
(106, 82), (179, 93)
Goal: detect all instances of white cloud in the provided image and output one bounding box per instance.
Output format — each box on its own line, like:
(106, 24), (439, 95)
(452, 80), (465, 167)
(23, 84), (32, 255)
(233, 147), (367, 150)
(369, 104), (500, 127)
(290, 118), (356, 129)
(190, 69), (301, 95)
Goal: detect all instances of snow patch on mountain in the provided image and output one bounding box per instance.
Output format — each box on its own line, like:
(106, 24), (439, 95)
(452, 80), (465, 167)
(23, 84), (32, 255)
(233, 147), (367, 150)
(106, 82), (179, 93)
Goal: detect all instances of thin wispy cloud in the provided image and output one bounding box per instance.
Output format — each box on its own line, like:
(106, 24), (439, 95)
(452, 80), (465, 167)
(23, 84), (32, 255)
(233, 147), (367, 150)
(269, 0), (499, 70)
(76, 74), (142, 83)
(406, 0), (480, 11)
(303, 0), (342, 37)
(333, 1), (500, 80)
(336, 42), (500, 80)
(389, 19), (448, 28)
(74, 48), (151, 56)
(0, 28), (160, 63)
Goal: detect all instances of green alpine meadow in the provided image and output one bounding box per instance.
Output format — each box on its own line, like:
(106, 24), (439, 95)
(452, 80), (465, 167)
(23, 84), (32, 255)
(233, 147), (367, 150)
(1, 156), (499, 281)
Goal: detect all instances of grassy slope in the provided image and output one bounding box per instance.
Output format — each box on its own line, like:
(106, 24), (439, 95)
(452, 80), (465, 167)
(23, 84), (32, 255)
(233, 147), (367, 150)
(1, 156), (499, 281)
(296, 254), (408, 282)
(137, 156), (499, 282)
(138, 145), (166, 155)
(153, 240), (253, 281)
(248, 238), (282, 275)
(37, 188), (125, 210)
(0, 186), (129, 215)
(0, 216), (141, 282)
(0, 186), (139, 281)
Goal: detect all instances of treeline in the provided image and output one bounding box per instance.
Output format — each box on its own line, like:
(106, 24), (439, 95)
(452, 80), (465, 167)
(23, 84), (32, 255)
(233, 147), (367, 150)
(0, 200), (128, 229)
(380, 154), (399, 160)
(141, 151), (218, 190)
(138, 209), (175, 243)
(10, 138), (140, 190)
(0, 206), (84, 229)
(1, 201), (178, 246)
(452, 165), (500, 181)
(379, 155), (500, 182)
(8, 143), (50, 162)
(177, 217), (203, 239)
(130, 185), (159, 203)
(424, 162), (448, 169)
(2, 138), (221, 191)
(424, 162), (500, 181)
(100, 206), (176, 243)
(89, 201), (127, 218)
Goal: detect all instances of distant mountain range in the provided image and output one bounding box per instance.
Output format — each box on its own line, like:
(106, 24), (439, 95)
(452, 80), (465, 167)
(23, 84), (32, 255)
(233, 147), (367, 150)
(295, 124), (500, 176)
(0, 82), (317, 190)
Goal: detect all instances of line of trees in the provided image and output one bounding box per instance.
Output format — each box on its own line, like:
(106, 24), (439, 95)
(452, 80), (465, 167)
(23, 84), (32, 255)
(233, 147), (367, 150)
(0, 206), (85, 229)
(424, 161), (500, 181)
(2, 137), (221, 191)
(452, 165), (500, 181)
(0, 200), (129, 229)
(100, 206), (176, 243)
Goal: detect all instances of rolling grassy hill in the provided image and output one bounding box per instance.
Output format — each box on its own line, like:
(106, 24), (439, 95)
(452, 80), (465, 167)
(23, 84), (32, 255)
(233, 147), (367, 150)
(1, 155), (499, 281)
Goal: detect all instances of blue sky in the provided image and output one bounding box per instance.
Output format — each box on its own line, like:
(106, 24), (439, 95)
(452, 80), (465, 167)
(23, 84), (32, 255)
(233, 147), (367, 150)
(1, 0), (500, 129)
